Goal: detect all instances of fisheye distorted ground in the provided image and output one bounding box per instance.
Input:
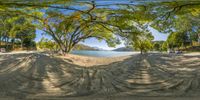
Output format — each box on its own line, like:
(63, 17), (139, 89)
(1, 0), (200, 100)
(0, 52), (200, 99)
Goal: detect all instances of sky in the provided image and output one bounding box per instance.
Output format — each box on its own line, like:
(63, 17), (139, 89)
(35, 27), (169, 50)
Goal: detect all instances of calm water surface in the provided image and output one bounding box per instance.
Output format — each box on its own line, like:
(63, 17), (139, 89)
(71, 50), (138, 57)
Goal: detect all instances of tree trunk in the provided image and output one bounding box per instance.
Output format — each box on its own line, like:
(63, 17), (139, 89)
(67, 48), (72, 54)
(5, 37), (9, 50)
(140, 49), (143, 54)
(0, 41), (1, 47)
(60, 45), (74, 56)
(11, 38), (15, 50)
(0, 39), (1, 47)
(62, 50), (67, 56)
(21, 40), (23, 50)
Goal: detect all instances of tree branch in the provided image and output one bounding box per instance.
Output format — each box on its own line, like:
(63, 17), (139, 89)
(162, 2), (200, 20)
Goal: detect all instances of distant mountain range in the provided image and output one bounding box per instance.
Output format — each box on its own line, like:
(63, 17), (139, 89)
(93, 47), (105, 51)
(73, 44), (99, 50)
(112, 47), (133, 51)
(73, 44), (133, 51)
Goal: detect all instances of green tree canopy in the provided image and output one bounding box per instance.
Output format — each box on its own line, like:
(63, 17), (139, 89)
(1, 0), (200, 53)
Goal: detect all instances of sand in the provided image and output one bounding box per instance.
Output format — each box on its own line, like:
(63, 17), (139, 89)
(59, 54), (131, 67)
(0, 52), (200, 100)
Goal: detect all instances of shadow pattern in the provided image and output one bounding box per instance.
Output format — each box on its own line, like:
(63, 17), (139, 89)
(0, 53), (200, 99)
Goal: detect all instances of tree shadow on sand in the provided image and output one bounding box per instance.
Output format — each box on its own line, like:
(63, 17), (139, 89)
(0, 53), (200, 99)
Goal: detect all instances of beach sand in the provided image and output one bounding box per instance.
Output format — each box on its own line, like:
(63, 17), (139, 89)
(59, 54), (131, 67)
(0, 52), (200, 100)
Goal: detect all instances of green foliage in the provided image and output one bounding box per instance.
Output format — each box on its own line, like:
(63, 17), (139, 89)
(165, 32), (190, 49)
(1, 0), (200, 53)
(162, 42), (168, 51)
(126, 29), (154, 54)
(154, 43), (161, 51)
(153, 41), (165, 51)
(133, 39), (153, 54)
(23, 39), (36, 49)
(0, 15), (36, 50)
(41, 8), (121, 54)
(37, 37), (58, 51)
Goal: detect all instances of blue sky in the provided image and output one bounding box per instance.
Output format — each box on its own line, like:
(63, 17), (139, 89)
(35, 27), (169, 50)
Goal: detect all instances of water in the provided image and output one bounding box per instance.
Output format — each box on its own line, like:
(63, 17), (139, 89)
(71, 50), (138, 57)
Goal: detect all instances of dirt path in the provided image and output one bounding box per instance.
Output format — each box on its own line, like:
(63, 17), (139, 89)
(0, 53), (200, 100)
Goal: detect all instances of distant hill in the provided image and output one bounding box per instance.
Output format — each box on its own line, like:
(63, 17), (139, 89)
(93, 47), (105, 51)
(73, 44), (99, 50)
(113, 47), (133, 51)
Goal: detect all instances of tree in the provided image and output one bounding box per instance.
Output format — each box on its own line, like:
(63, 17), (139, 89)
(122, 24), (154, 54)
(150, 1), (200, 47)
(165, 31), (190, 50)
(162, 42), (168, 51)
(0, 15), (36, 50)
(39, 6), (120, 55)
(0, 15), (23, 50)
(154, 43), (161, 51)
(1, 1), (133, 53)
(131, 32), (154, 54)
(23, 39), (36, 50)
(37, 37), (59, 52)
(134, 40), (153, 54)
(2, 0), (200, 53)
(14, 17), (36, 49)
(152, 41), (165, 51)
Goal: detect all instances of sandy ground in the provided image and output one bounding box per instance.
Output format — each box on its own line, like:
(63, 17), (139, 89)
(59, 54), (131, 67)
(0, 52), (200, 100)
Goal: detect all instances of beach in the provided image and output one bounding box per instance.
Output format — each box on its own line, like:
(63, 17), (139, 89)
(0, 52), (200, 100)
